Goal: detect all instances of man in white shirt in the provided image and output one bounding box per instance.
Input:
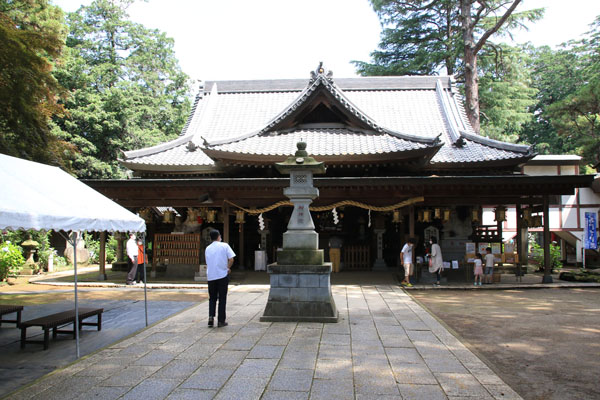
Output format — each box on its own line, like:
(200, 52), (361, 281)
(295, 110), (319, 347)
(126, 233), (138, 285)
(205, 229), (235, 327)
(400, 238), (415, 287)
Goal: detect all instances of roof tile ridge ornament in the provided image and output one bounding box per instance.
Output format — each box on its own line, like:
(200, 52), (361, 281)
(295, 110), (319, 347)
(122, 81), (215, 160)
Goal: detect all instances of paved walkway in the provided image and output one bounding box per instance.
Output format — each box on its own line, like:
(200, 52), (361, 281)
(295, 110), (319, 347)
(8, 285), (522, 400)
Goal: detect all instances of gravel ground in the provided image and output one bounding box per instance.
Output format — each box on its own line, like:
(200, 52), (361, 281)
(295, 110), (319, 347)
(410, 288), (600, 400)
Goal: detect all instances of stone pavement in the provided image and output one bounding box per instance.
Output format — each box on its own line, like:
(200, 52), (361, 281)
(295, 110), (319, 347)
(8, 285), (522, 400)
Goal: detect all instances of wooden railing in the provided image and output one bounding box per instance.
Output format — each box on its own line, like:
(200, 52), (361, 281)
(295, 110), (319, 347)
(343, 245), (371, 270)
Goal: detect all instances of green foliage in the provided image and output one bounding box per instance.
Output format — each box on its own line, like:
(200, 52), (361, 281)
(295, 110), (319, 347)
(1, 228), (51, 259)
(0, 241), (25, 279)
(530, 240), (562, 272)
(519, 17), (600, 166)
(355, 0), (543, 133)
(83, 232), (100, 263)
(354, 0), (462, 76)
(0, 0), (73, 166)
(83, 233), (118, 264)
(52, 0), (192, 178)
(478, 44), (537, 142)
(107, 235), (117, 264)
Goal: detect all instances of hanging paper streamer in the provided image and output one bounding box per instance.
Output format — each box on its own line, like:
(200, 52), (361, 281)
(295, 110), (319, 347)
(368, 209), (372, 228)
(332, 207), (339, 225)
(258, 213), (265, 230)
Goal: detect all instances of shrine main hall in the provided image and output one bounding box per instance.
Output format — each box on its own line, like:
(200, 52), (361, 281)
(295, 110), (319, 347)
(85, 65), (594, 280)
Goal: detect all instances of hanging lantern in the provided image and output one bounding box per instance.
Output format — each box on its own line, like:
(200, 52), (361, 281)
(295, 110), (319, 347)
(423, 209), (432, 223)
(472, 208), (480, 222)
(494, 206), (507, 222)
(417, 210), (423, 222)
(197, 216), (204, 224)
(532, 215), (543, 228)
(206, 209), (217, 223)
(434, 208), (441, 220)
(235, 210), (245, 224)
(523, 208), (532, 226)
(139, 208), (153, 223)
(162, 210), (174, 223)
(392, 210), (402, 223)
(443, 208), (451, 222)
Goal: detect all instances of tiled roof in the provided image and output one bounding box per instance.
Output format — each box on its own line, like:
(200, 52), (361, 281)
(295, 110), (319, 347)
(207, 128), (431, 159)
(122, 67), (532, 173)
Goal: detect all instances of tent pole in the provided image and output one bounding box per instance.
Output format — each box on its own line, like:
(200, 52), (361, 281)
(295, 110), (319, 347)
(72, 231), (80, 358)
(143, 234), (148, 327)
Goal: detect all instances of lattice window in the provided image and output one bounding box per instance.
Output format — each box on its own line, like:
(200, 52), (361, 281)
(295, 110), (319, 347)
(294, 174), (308, 184)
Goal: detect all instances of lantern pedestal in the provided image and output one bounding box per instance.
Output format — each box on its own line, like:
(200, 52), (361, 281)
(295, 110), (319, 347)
(261, 142), (338, 323)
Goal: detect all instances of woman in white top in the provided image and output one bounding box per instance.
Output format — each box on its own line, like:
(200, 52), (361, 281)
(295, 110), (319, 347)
(429, 237), (444, 286)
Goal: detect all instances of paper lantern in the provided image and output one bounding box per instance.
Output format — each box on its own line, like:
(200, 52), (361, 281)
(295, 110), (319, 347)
(392, 210), (402, 223)
(206, 209), (217, 223)
(443, 209), (451, 222)
(235, 210), (245, 224)
(494, 206), (507, 222)
(472, 208), (480, 222)
(423, 209), (432, 223)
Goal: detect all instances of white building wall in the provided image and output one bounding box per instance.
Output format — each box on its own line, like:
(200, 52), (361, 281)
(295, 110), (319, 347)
(483, 157), (600, 263)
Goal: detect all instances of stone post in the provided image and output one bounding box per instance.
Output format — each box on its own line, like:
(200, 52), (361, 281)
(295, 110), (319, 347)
(372, 228), (387, 270)
(261, 142), (338, 323)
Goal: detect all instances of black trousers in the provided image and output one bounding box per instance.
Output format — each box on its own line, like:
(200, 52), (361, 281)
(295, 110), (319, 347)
(135, 263), (145, 283)
(126, 256), (138, 283)
(208, 276), (229, 322)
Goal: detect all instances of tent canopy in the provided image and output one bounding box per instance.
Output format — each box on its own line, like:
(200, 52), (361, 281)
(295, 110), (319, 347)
(0, 154), (145, 233)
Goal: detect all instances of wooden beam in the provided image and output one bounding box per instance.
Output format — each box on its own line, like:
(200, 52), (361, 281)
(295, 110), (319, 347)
(98, 232), (107, 281)
(542, 195), (553, 283)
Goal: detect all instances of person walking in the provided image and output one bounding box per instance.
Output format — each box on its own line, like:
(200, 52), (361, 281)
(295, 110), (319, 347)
(473, 253), (484, 286)
(484, 246), (495, 284)
(135, 239), (146, 284)
(400, 238), (415, 287)
(429, 237), (443, 286)
(126, 233), (138, 285)
(205, 229), (235, 327)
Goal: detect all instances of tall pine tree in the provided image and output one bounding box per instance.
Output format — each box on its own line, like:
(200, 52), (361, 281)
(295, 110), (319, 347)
(53, 0), (191, 178)
(355, 0), (543, 133)
(0, 0), (71, 165)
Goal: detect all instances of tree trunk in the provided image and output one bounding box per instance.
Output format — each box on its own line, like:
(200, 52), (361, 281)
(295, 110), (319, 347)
(460, 0), (480, 132)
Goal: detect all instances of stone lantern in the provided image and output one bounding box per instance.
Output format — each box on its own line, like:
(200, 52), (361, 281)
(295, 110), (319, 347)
(260, 142), (338, 322)
(21, 237), (39, 265)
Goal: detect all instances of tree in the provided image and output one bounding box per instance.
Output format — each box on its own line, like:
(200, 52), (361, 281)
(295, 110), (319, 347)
(355, 0), (543, 132)
(53, 0), (191, 178)
(477, 43), (536, 142)
(518, 45), (582, 155)
(519, 17), (600, 165)
(0, 0), (71, 165)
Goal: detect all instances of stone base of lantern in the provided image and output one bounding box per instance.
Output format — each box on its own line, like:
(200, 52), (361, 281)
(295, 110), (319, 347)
(260, 263), (339, 323)
(276, 249), (324, 266)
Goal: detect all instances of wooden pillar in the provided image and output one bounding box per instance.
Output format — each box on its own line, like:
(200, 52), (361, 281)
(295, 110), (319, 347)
(542, 196), (553, 283)
(515, 203), (522, 281)
(222, 203), (230, 243)
(409, 206), (415, 238)
(238, 222), (245, 269)
(98, 231), (107, 281)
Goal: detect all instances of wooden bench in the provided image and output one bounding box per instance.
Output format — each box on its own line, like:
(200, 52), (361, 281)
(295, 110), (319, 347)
(20, 307), (103, 350)
(0, 305), (24, 327)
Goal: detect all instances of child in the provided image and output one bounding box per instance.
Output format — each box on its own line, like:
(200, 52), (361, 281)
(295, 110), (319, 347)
(135, 239), (146, 284)
(484, 246), (495, 284)
(473, 253), (483, 286)
(400, 238), (415, 287)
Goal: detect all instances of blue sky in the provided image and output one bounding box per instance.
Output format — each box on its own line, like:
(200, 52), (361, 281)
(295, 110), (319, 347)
(53, 0), (600, 81)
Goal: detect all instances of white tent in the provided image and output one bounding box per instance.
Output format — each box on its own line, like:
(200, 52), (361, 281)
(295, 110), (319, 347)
(0, 153), (146, 357)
